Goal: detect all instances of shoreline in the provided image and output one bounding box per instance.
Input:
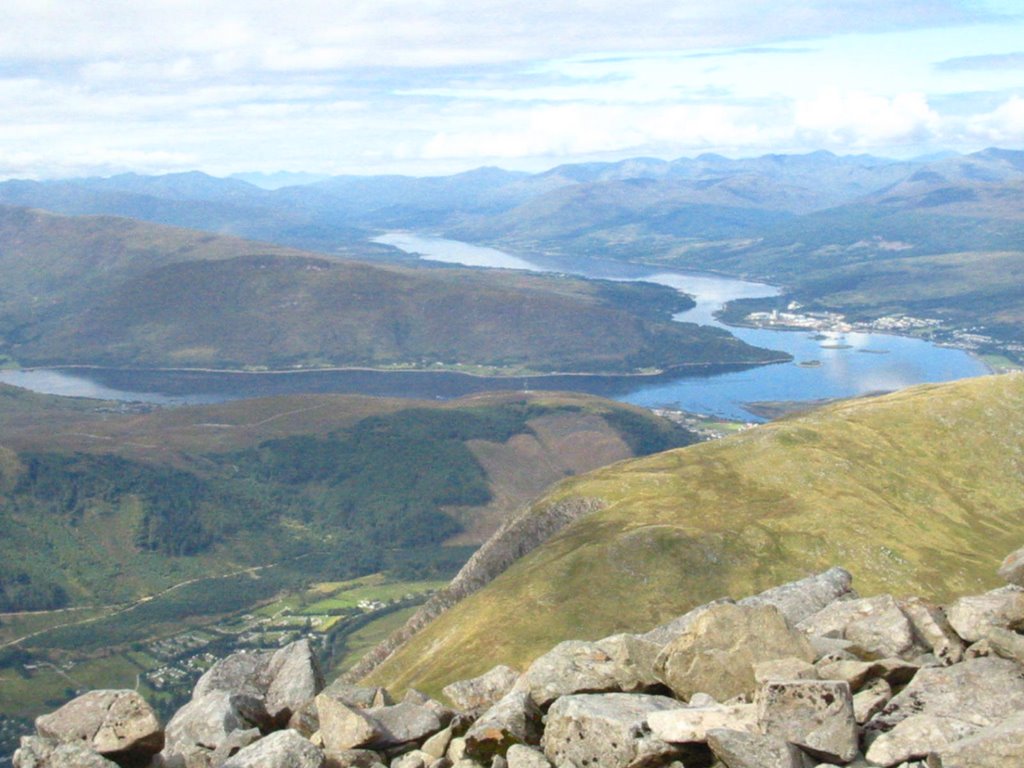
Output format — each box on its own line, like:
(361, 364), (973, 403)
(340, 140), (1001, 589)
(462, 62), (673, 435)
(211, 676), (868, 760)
(10, 355), (792, 382)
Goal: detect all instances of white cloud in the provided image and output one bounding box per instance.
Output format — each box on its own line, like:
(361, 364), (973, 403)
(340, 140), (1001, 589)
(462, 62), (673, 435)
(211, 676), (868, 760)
(794, 90), (942, 148)
(963, 95), (1024, 143)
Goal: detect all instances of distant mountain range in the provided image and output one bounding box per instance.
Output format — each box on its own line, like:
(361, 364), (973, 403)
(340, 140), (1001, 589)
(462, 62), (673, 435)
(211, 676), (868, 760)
(4, 148), (1023, 362)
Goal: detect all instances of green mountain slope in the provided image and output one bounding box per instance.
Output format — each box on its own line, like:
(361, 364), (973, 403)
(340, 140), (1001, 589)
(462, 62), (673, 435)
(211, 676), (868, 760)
(0, 387), (696, 612)
(0, 205), (781, 374)
(365, 373), (1024, 696)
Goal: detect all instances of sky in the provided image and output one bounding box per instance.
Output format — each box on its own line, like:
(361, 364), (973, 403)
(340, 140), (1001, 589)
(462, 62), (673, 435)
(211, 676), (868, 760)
(1, 0), (1023, 179)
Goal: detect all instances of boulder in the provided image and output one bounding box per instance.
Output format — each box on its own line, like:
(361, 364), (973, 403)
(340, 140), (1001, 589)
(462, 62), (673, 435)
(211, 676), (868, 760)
(317, 695), (381, 752)
(754, 658), (819, 685)
(320, 683), (392, 710)
(265, 640), (325, 723)
(13, 736), (120, 768)
(34, 689), (163, 760)
(541, 693), (683, 768)
(194, 651), (271, 701)
(365, 701), (443, 749)
(706, 728), (813, 768)
(513, 636), (657, 708)
(463, 692), (542, 761)
(322, 748), (385, 767)
(163, 691), (266, 767)
(654, 603), (815, 701)
(192, 641), (323, 726)
(945, 586), (1024, 643)
(998, 546), (1024, 586)
(980, 625), (1024, 664)
(443, 666), (520, 713)
(738, 567), (856, 626)
(899, 598), (964, 666)
(641, 599), (734, 647)
(210, 728), (262, 765)
(647, 703), (757, 743)
(421, 726), (452, 759)
(504, 744), (551, 768)
(863, 714), (977, 767)
(592, 633), (663, 692)
(930, 710), (1024, 767)
(222, 729), (325, 768)
(865, 656), (1024, 737)
(796, 595), (921, 660)
(756, 680), (858, 764)
(813, 657), (918, 691)
(388, 749), (436, 768)
(852, 678), (891, 725)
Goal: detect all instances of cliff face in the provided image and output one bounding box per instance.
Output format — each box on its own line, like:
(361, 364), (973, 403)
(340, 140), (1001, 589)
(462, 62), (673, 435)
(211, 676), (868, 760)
(365, 374), (1024, 694)
(16, 552), (1024, 768)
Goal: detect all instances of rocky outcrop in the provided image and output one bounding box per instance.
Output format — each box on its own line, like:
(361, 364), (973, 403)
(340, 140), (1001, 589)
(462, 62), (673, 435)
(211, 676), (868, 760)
(341, 497), (606, 685)
(19, 552), (1024, 768)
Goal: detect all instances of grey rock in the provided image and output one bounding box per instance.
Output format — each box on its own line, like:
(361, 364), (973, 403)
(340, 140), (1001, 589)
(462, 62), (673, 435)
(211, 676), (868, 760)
(930, 710), (1024, 767)
(797, 595), (921, 660)
(946, 586), (1024, 643)
(366, 702), (443, 749)
(163, 691), (265, 766)
(317, 695), (381, 752)
(421, 727), (452, 759)
(998, 546), (1024, 586)
(541, 693), (683, 768)
(222, 729), (325, 768)
(513, 636), (656, 708)
(647, 703), (756, 743)
(753, 658), (818, 684)
(865, 656), (1024, 737)
(981, 625), (1024, 664)
(756, 679), (857, 764)
(321, 683), (393, 710)
(504, 744), (551, 768)
(13, 736), (120, 768)
(191, 640), (323, 727)
(323, 748), (385, 768)
(209, 728), (261, 765)
(641, 599), (735, 647)
(442, 666), (520, 713)
(34, 689), (164, 759)
(289, 698), (321, 738)
(814, 657), (918, 691)
(389, 749), (434, 768)
(594, 633), (663, 692)
(194, 651), (271, 701)
(739, 567), (856, 626)
(655, 603), (815, 701)
(864, 714), (977, 767)
(463, 692), (542, 762)
(706, 728), (813, 768)
(265, 641), (325, 723)
(853, 678), (891, 724)
(900, 598), (964, 666)
(446, 737), (466, 762)
(808, 636), (856, 661)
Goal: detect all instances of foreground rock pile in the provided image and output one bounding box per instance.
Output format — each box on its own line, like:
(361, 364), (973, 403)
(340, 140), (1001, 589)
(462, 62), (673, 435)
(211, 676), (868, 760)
(16, 548), (1024, 768)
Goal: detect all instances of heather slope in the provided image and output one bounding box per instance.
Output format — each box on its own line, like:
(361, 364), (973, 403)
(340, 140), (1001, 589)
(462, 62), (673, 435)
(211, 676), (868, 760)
(366, 373), (1024, 696)
(0, 205), (780, 374)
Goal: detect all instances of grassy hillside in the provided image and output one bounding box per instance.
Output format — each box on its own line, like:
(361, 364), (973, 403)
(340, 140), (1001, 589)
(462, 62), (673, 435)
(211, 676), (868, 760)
(0, 205), (781, 374)
(366, 373), (1024, 697)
